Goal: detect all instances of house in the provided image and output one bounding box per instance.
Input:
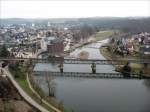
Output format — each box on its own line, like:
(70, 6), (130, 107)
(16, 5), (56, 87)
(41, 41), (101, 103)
(125, 42), (134, 53)
(139, 45), (150, 58)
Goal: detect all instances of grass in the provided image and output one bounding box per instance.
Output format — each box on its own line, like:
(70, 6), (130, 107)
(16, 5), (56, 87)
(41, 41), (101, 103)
(100, 47), (114, 60)
(130, 63), (143, 74)
(100, 47), (144, 74)
(100, 47), (142, 60)
(16, 79), (31, 94)
(94, 30), (119, 41)
(9, 64), (73, 112)
(69, 30), (122, 53)
(9, 65), (53, 112)
(16, 78), (54, 112)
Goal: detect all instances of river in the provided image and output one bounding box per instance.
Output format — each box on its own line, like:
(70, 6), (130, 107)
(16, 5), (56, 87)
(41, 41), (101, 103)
(33, 39), (150, 112)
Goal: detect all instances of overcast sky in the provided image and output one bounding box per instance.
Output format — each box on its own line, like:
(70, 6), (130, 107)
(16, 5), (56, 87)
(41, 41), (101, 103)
(0, 0), (150, 18)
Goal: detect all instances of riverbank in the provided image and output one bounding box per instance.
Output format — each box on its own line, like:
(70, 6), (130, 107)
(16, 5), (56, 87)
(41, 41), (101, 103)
(66, 30), (121, 54)
(33, 30), (150, 112)
(0, 75), (38, 112)
(39, 30), (123, 58)
(100, 47), (150, 75)
(8, 65), (52, 112)
(8, 63), (74, 112)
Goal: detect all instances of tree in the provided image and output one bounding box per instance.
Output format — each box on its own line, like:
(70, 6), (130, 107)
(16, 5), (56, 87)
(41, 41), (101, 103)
(45, 71), (55, 97)
(34, 78), (45, 104)
(121, 62), (131, 77)
(144, 80), (150, 88)
(0, 45), (10, 57)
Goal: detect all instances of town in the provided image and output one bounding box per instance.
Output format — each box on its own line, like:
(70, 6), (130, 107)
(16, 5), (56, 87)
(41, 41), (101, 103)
(0, 18), (150, 60)
(0, 18), (150, 112)
(0, 0), (150, 112)
(0, 19), (100, 58)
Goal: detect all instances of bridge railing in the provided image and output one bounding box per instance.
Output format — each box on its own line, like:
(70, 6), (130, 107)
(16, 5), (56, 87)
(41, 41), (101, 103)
(0, 57), (150, 64)
(33, 71), (150, 79)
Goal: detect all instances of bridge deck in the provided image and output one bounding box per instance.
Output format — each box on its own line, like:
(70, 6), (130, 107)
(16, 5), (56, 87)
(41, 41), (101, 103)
(33, 63), (116, 73)
(33, 71), (150, 79)
(33, 58), (150, 64)
(0, 58), (150, 64)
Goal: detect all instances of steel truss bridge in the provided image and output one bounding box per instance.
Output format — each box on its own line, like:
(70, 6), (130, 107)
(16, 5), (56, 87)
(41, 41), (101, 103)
(34, 71), (150, 79)
(1, 57), (150, 79)
(0, 57), (150, 65)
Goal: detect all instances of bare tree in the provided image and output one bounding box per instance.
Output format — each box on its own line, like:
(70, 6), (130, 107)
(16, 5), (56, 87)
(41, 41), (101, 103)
(35, 78), (45, 104)
(45, 71), (56, 97)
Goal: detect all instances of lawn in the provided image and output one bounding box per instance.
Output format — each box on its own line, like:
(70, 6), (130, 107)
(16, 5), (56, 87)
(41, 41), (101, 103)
(100, 47), (144, 74)
(130, 63), (143, 74)
(94, 30), (119, 41)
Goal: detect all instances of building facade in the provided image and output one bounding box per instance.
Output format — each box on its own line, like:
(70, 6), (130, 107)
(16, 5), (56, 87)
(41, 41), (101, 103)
(41, 36), (64, 54)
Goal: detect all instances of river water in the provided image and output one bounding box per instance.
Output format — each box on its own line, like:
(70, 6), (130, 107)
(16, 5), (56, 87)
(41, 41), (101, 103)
(34, 39), (150, 112)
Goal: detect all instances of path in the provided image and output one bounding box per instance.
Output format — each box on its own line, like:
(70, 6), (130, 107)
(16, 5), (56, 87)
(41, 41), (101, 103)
(26, 73), (61, 112)
(2, 67), (49, 112)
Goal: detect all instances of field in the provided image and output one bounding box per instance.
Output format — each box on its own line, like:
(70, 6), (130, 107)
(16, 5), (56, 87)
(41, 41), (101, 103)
(93, 30), (120, 41)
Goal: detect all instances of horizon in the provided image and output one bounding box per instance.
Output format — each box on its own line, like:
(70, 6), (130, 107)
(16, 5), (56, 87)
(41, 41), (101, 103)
(1, 16), (150, 19)
(1, 0), (150, 18)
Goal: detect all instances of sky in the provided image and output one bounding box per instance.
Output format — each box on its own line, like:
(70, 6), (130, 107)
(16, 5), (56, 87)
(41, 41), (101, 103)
(0, 0), (150, 18)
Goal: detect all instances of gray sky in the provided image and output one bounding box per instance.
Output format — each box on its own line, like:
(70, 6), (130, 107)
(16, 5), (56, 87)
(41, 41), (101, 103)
(0, 0), (150, 18)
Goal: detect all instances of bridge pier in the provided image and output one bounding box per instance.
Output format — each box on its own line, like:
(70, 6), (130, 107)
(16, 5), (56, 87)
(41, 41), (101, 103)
(58, 63), (64, 73)
(91, 63), (96, 74)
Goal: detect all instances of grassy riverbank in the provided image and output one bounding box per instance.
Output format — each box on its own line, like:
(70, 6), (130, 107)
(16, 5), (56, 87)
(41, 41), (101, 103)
(87, 30), (120, 43)
(93, 30), (119, 41)
(8, 63), (73, 112)
(100, 47), (145, 74)
(0, 75), (37, 112)
(8, 64), (53, 111)
(68, 30), (121, 53)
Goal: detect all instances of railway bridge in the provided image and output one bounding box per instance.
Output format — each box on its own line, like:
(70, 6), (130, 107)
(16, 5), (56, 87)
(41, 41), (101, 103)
(1, 57), (150, 79)
(33, 71), (150, 79)
(0, 57), (150, 65)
